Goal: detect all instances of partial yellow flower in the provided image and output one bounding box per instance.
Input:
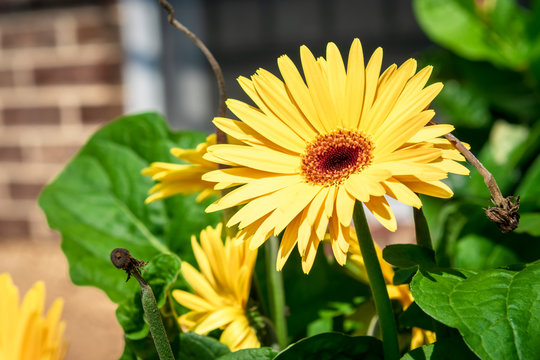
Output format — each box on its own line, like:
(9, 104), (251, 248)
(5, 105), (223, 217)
(172, 224), (260, 351)
(0, 273), (67, 360)
(202, 38), (469, 273)
(142, 134), (218, 203)
(348, 239), (435, 350)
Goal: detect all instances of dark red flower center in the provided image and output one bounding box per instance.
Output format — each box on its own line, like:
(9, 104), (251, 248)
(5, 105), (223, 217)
(301, 129), (374, 186)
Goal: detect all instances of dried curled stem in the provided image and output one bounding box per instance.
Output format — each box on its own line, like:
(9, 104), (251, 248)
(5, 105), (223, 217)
(430, 120), (520, 232)
(111, 248), (147, 282)
(110, 248), (175, 360)
(158, 0), (227, 145)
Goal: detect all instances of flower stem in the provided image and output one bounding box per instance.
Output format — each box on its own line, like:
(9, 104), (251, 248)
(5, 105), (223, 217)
(413, 207), (454, 341)
(352, 202), (399, 360)
(138, 279), (176, 360)
(265, 235), (288, 350)
(110, 249), (175, 360)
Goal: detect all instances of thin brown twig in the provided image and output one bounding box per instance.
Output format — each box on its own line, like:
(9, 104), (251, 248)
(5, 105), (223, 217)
(158, 0), (228, 145)
(430, 120), (520, 232)
(157, 0), (234, 231)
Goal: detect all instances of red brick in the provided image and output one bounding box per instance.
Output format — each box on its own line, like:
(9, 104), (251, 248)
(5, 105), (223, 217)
(81, 104), (123, 124)
(0, 219), (31, 238)
(2, 27), (56, 49)
(34, 62), (122, 85)
(36, 145), (79, 163)
(0, 146), (23, 161)
(8, 182), (44, 199)
(3, 107), (61, 125)
(0, 70), (14, 87)
(77, 24), (119, 44)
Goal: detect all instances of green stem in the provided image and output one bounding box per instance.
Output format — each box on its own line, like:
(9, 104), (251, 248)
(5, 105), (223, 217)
(265, 235), (288, 350)
(136, 277), (175, 360)
(352, 202), (400, 360)
(413, 207), (453, 340)
(413, 207), (433, 250)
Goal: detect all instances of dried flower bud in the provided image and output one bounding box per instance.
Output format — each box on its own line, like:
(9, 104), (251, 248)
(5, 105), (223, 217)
(484, 196), (520, 233)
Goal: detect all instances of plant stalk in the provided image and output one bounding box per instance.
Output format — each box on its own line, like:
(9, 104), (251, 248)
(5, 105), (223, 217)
(265, 235), (288, 350)
(413, 207), (454, 340)
(352, 202), (399, 360)
(413, 207), (433, 250)
(137, 278), (176, 360)
(110, 249), (175, 360)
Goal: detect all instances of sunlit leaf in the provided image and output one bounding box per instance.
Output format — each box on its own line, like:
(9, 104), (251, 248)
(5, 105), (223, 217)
(411, 262), (540, 359)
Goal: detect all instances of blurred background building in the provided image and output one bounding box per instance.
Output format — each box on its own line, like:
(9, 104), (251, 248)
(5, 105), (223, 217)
(0, 0), (430, 358)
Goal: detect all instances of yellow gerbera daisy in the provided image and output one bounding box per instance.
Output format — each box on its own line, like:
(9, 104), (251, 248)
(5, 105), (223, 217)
(347, 239), (435, 350)
(202, 39), (469, 273)
(172, 223), (260, 351)
(142, 134), (218, 203)
(0, 273), (67, 360)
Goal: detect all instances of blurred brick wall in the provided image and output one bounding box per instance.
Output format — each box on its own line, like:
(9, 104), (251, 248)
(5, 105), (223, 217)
(0, 4), (124, 240)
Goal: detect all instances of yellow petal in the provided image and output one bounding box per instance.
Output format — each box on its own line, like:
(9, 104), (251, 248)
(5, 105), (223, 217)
(206, 174), (302, 212)
(227, 98), (304, 154)
(382, 178), (422, 208)
(277, 54), (326, 134)
(180, 262), (221, 304)
(344, 38), (365, 128)
(400, 180), (454, 198)
(300, 45), (338, 131)
(358, 47), (383, 130)
(374, 110), (436, 157)
(408, 124), (455, 142)
(365, 59), (417, 135)
(194, 307), (241, 334)
(251, 68), (317, 141)
(172, 290), (214, 311)
(326, 42), (347, 126)
(336, 185), (355, 226)
(365, 196), (397, 232)
(205, 144), (299, 174)
(301, 233), (321, 274)
(276, 214), (302, 270)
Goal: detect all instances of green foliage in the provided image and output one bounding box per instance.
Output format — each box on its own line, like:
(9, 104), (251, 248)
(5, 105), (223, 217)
(414, 0), (538, 69)
(401, 336), (478, 360)
(383, 244), (436, 269)
(116, 253), (182, 359)
(413, 0), (540, 274)
(261, 246), (370, 341)
(37, 1), (540, 358)
(411, 262), (540, 359)
(39, 113), (222, 358)
(177, 333), (230, 360)
(274, 333), (383, 360)
(217, 348), (278, 360)
(39, 112), (219, 303)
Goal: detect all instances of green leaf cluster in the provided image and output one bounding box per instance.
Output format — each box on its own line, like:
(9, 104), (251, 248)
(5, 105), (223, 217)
(37, 1), (540, 358)
(413, 0), (540, 269)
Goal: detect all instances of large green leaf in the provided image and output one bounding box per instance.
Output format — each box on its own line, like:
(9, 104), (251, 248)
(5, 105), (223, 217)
(39, 112), (220, 303)
(274, 333), (383, 360)
(411, 262), (540, 359)
(413, 0), (530, 68)
(217, 348), (278, 360)
(177, 332), (230, 360)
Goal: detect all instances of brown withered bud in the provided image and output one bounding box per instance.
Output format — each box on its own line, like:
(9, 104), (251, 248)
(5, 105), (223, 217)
(484, 196), (520, 233)
(110, 248), (147, 282)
